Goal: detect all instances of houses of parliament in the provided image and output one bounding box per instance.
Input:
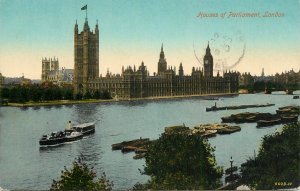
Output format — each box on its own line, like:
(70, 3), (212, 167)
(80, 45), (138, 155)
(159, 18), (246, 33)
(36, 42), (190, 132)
(73, 19), (238, 99)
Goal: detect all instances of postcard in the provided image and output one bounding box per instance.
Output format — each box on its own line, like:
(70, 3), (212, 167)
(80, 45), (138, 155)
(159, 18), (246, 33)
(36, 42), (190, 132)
(0, 0), (299, 190)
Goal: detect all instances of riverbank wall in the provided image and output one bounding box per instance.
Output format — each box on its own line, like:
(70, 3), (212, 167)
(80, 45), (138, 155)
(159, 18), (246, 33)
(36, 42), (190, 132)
(3, 93), (238, 107)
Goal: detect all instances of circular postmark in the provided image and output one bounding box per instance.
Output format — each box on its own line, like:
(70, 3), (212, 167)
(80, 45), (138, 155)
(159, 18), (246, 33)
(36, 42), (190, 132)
(194, 31), (246, 71)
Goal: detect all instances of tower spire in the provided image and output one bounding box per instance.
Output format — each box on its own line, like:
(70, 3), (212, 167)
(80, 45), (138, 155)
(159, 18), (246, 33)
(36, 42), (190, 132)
(206, 41), (211, 54)
(95, 19), (99, 31)
(74, 19), (78, 33)
(161, 43), (163, 51)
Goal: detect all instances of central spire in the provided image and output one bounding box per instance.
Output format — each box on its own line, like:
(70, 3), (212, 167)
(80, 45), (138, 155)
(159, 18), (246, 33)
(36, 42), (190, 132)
(206, 41), (211, 55)
(160, 43), (165, 59)
(84, 19), (89, 31)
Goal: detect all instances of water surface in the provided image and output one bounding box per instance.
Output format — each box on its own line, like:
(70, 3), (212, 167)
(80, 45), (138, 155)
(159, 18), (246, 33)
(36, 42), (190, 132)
(0, 92), (299, 190)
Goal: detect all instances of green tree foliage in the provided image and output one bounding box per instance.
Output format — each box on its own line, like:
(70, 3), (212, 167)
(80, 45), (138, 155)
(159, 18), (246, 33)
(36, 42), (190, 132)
(84, 91), (92, 99)
(29, 86), (43, 102)
(102, 90), (112, 99)
(240, 80), (296, 92)
(0, 85), (113, 103)
(1, 87), (10, 99)
(93, 90), (112, 100)
(137, 133), (223, 190)
(240, 122), (300, 189)
(252, 81), (266, 92)
(93, 90), (101, 99)
(75, 93), (83, 100)
(0, 85), (74, 103)
(8, 86), (28, 103)
(62, 88), (74, 100)
(51, 156), (113, 191)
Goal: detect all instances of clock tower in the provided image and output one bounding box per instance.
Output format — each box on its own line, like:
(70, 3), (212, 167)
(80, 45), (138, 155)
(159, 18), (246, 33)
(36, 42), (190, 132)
(203, 42), (213, 78)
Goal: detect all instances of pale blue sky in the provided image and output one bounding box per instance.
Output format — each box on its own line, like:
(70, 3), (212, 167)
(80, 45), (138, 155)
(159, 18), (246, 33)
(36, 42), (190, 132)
(0, 0), (299, 79)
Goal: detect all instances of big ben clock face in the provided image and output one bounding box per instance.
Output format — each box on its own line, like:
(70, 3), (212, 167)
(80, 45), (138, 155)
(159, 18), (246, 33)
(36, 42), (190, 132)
(205, 60), (208, 64)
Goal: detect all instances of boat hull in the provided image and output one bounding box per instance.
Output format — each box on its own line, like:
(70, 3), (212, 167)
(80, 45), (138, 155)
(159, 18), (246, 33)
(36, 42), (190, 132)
(81, 128), (95, 136)
(65, 134), (84, 142)
(257, 119), (281, 127)
(39, 137), (65, 146)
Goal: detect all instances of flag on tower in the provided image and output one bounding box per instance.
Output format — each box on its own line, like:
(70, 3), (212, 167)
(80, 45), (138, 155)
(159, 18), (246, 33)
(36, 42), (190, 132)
(81, 5), (87, 10)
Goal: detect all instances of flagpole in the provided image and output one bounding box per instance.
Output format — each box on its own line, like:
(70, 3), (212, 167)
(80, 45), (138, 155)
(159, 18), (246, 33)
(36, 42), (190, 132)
(86, 6), (87, 21)
(81, 5), (88, 21)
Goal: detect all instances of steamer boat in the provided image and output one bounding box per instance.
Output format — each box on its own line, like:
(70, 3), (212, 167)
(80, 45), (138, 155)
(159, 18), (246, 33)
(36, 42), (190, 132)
(39, 121), (95, 146)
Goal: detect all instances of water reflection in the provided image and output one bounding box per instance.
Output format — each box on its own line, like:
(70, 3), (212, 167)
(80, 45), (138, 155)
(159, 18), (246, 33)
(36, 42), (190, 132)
(54, 105), (62, 109)
(73, 103), (99, 124)
(20, 106), (29, 111)
(33, 106), (41, 110)
(119, 100), (148, 107)
(44, 105), (53, 110)
(64, 104), (74, 108)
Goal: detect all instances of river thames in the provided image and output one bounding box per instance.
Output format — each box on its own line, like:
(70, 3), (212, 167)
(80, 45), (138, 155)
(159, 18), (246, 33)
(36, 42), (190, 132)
(0, 92), (299, 190)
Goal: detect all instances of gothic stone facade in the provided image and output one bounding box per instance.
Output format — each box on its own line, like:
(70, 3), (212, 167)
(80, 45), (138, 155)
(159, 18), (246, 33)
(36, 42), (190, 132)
(73, 20), (238, 99)
(73, 19), (99, 93)
(42, 57), (59, 82)
(42, 57), (74, 85)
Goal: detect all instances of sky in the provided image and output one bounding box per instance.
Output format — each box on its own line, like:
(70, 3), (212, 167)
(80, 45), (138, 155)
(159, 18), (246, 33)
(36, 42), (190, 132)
(0, 0), (299, 79)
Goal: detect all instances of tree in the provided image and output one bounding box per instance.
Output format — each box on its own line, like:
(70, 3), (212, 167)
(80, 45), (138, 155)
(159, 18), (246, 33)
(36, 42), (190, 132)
(253, 81), (265, 92)
(62, 88), (73, 100)
(101, 90), (111, 99)
(29, 86), (43, 102)
(52, 87), (62, 100)
(9, 86), (28, 103)
(83, 91), (92, 99)
(240, 122), (300, 189)
(51, 155), (113, 191)
(75, 93), (83, 100)
(138, 133), (223, 190)
(1, 87), (10, 99)
(93, 90), (101, 99)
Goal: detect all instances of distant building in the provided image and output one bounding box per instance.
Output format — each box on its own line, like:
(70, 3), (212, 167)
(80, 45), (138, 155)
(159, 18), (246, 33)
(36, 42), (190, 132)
(254, 68), (273, 82)
(73, 19), (239, 99)
(41, 57), (74, 85)
(274, 69), (300, 86)
(238, 72), (254, 87)
(20, 76), (32, 86)
(3, 76), (32, 87)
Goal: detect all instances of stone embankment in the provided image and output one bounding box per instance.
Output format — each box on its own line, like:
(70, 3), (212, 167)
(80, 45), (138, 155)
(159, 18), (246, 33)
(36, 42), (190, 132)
(4, 93), (238, 107)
